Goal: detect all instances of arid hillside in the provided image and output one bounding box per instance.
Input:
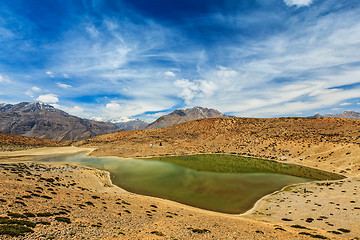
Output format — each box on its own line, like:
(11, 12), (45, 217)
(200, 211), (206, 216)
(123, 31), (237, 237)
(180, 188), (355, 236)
(76, 117), (360, 177)
(0, 132), (58, 151)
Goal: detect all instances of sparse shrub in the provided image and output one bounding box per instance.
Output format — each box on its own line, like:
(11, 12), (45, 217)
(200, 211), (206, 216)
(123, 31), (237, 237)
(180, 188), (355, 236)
(23, 213), (35, 218)
(55, 217), (71, 224)
(151, 231), (164, 236)
(7, 213), (28, 219)
(191, 229), (210, 234)
(37, 212), (53, 217)
(0, 224), (34, 237)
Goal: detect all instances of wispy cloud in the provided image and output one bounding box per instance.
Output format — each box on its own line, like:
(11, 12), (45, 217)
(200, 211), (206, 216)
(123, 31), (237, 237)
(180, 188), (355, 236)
(46, 71), (55, 78)
(25, 86), (42, 97)
(284, 0), (314, 7)
(31, 86), (41, 92)
(52, 104), (83, 115)
(57, 83), (72, 88)
(340, 102), (351, 106)
(0, 0), (359, 120)
(0, 74), (11, 83)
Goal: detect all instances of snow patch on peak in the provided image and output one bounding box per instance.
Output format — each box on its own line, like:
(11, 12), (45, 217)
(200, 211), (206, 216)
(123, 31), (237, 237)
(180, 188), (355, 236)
(110, 117), (135, 123)
(90, 117), (107, 122)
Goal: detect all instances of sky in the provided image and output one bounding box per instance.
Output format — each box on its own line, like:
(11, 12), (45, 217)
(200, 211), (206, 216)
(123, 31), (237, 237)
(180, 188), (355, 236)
(0, 0), (359, 122)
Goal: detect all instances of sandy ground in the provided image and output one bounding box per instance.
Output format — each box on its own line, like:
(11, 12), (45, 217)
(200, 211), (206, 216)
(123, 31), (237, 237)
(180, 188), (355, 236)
(0, 147), (358, 239)
(0, 147), (95, 161)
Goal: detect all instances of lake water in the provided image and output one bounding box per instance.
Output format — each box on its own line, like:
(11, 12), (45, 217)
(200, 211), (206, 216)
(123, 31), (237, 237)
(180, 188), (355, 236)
(43, 154), (331, 214)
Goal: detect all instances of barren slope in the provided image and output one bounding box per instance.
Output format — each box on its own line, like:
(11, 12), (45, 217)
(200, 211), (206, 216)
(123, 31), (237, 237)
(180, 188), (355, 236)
(76, 117), (360, 177)
(0, 132), (58, 151)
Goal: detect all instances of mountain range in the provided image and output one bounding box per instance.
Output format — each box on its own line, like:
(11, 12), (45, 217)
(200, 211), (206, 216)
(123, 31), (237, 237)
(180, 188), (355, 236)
(310, 111), (360, 119)
(146, 106), (227, 129)
(0, 103), (228, 141)
(0, 102), (120, 141)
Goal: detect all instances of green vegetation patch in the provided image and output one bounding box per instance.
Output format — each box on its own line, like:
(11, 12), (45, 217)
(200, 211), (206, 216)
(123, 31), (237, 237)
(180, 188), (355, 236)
(149, 154), (344, 180)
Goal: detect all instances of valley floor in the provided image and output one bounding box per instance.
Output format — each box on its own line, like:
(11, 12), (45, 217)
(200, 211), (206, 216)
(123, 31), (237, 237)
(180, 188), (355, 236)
(0, 147), (358, 239)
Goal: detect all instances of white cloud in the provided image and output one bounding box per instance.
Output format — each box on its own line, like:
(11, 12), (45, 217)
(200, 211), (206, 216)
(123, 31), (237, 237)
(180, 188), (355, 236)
(100, 95), (176, 120)
(309, 88), (340, 97)
(11, 1), (357, 120)
(63, 73), (69, 78)
(163, 71), (176, 78)
(0, 74), (11, 83)
(331, 108), (342, 111)
(284, 0), (314, 7)
(357, 103), (360, 105)
(174, 79), (217, 104)
(216, 66), (238, 81)
(36, 94), (59, 103)
(340, 102), (351, 106)
(57, 83), (72, 88)
(46, 71), (55, 78)
(105, 101), (122, 112)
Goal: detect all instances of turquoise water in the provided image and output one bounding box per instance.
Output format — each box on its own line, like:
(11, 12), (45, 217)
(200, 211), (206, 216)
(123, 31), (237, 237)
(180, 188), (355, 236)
(43, 154), (313, 214)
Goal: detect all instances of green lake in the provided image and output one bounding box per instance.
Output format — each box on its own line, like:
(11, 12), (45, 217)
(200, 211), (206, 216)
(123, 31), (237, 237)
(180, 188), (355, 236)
(43, 154), (343, 214)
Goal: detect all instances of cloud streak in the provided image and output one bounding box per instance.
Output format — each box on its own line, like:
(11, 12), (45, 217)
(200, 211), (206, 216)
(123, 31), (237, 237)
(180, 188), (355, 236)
(0, 0), (359, 120)
(284, 0), (314, 7)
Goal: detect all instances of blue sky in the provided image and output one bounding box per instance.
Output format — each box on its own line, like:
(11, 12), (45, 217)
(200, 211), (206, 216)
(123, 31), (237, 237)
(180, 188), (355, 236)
(0, 0), (359, 122)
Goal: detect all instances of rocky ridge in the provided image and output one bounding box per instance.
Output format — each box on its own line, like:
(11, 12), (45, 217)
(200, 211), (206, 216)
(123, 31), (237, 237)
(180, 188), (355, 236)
(146, 106), (227, 129)
(310, 111), (360, 119)
(0, 102), (120, 141)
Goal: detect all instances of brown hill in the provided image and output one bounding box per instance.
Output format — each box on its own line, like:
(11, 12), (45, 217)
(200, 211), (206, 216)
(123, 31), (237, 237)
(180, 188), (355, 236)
(77, 117), (360, 176)
(0, 102), (120, 141)
(146, 106), (227, 129)
(0, 132), (57, 151)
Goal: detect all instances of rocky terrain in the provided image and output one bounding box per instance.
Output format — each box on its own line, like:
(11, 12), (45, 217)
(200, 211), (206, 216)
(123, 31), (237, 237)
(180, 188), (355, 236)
(310, 111), (360, 119)
(250, 177), (360, 240)
(146, 106), (227, 129)
(0, 102), (120, 141)
(112, 119), (148, 131)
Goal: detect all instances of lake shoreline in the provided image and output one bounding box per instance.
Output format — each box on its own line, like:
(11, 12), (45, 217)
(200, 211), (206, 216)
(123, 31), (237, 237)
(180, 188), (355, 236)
(0, 146), (357, 239)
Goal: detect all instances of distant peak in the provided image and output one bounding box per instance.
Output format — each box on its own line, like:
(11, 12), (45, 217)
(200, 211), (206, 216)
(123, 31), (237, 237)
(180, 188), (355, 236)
(147, 106), (226, 129)
(309, 111), (360, 119)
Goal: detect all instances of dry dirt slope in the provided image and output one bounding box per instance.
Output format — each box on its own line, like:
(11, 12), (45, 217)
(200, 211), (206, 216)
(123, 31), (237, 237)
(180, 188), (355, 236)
(76, 117), (360, 177)
(0, 132), (57, 151)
